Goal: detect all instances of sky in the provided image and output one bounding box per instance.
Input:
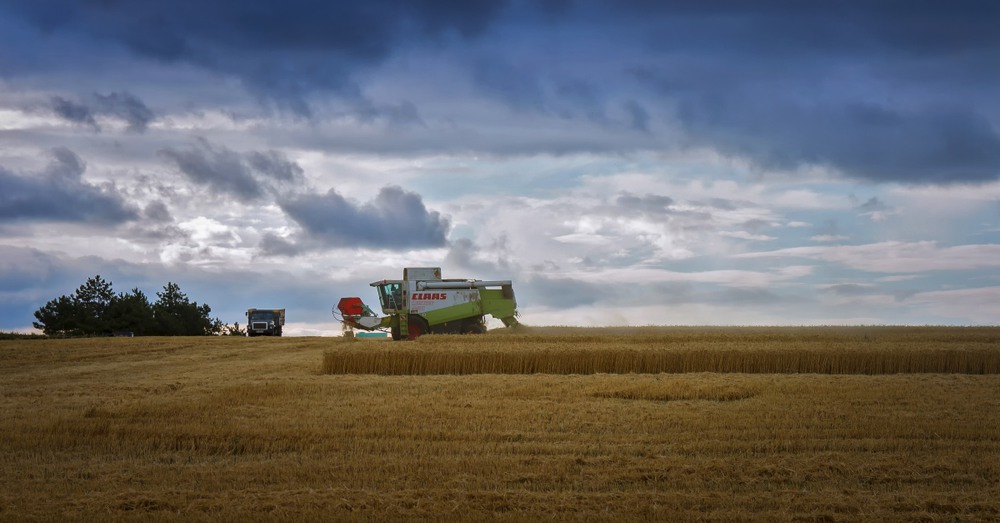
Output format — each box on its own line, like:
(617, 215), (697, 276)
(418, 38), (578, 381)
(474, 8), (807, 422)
(1, 1), (1000, 335)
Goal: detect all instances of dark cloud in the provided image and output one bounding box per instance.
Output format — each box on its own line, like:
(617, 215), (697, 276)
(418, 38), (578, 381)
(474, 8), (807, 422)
(51, 96), (97, 129)
(472, 58), (548, 114)
(278, 186), (449, 249)
(49, 92), (154, 132)
(855, 197), (888, 213)
(160, 140), (304, 202)
(741, 219), (776, 233)
(3, 1), (509, 115)
(617, 1), (1000, 185)
(258, 233), (301, 257)
(143, 201), (172, 223)
(616, 2), (1000, 58)
(0, 245), (61, 292)
(623, 100), (650, 133)
(92, 92), (155, 132)
(353, 99), (426, 126)
(673, 98), (1000, 184)
(612, 192), (718, 226)
(246, 150), (305, 183)
(0, 147), (138, 224)
(445, 238), (484, 270)
(615, 193), (674, 215)
(444, 237), (513, 276)
(3, 1), (998, 184)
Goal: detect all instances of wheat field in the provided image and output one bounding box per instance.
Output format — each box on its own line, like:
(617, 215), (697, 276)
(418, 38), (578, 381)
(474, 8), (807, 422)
(324, 326), (1000, 375)
(2, 327), (1000, 521)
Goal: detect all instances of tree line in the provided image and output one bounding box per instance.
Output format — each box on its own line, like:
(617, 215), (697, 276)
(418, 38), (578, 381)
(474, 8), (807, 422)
(32, 275), (244, 337)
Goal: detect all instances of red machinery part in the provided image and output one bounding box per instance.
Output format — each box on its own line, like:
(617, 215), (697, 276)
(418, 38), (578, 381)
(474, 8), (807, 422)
(337, 297), (365, 317)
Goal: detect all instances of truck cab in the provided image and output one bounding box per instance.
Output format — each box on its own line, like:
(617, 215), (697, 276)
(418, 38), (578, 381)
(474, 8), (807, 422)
(246, 308), (285, 337)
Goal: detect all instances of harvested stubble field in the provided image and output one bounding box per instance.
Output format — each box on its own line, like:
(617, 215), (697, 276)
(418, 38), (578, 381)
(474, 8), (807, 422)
(2, 327), (999, 522)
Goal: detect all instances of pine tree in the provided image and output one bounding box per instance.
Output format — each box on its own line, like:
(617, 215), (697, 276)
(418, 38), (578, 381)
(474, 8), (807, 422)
(153, 282), (220, 335)
(72, 276), (115, 334)
(105, 288), (155, 336)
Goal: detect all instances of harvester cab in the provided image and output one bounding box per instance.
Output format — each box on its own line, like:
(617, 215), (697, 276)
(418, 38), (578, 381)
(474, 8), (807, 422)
(334, 267), (518, 340)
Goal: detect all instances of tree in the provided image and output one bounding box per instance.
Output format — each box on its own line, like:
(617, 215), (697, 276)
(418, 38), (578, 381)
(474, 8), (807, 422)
(104, 288), (155, 336)
(152, 282), (220, 336)
(33, 277), (223, 337)
(32, 295), (80, 337)
(33, 275), (116, 336)
(73, 275), (115, 334)
(221, 321), (247, 336)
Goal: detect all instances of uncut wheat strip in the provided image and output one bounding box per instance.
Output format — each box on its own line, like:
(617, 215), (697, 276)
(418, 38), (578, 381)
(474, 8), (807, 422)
(321, 344), (1000, 375)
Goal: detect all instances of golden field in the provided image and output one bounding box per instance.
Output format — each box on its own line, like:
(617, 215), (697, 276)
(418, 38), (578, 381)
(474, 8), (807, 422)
(2, 327), (1000, 521)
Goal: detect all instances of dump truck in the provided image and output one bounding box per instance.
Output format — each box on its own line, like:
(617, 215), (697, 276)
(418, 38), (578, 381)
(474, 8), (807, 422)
(335, 267), (518, 340)
(246, 308), (285, 337)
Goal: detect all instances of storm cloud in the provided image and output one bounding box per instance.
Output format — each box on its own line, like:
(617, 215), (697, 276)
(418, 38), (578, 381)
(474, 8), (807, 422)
(672, 99), (1000, 184)
(0, 147), (137, 224)
(2, 0), (507, 115)
(3, 1), (999, 183)
(160, 140), (305, 202)
(278, 186), (450, 250)
(50, 91), (155, 132)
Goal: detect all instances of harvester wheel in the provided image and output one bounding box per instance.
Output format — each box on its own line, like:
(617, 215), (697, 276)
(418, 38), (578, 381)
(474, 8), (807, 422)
(464, 323), (486, 335)
(391, 325), (401, 341)
(407, 315), (427, 339)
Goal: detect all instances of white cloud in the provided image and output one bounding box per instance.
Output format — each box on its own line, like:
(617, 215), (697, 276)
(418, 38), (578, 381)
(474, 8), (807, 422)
(553, 265), (813, 288)
(720, 231), (776, 241)
(771, 189), (844, 210)
(907, 286), (1000, 324)
(0, 108), (63, 130)
(739, 241), (1000, 273)
(810, 234), (849, 242)
(178, 216), (241, 246)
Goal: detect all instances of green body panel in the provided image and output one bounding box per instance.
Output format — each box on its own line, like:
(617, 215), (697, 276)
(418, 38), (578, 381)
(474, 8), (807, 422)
(420, 301), (482, 326)
(478, 288), (517, 323)
(414, 289), (517, 327)
(398, 313), (408, 336)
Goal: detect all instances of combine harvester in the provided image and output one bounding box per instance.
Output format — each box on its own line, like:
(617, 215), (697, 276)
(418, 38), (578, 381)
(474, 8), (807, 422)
(335, 267), (518, 340)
